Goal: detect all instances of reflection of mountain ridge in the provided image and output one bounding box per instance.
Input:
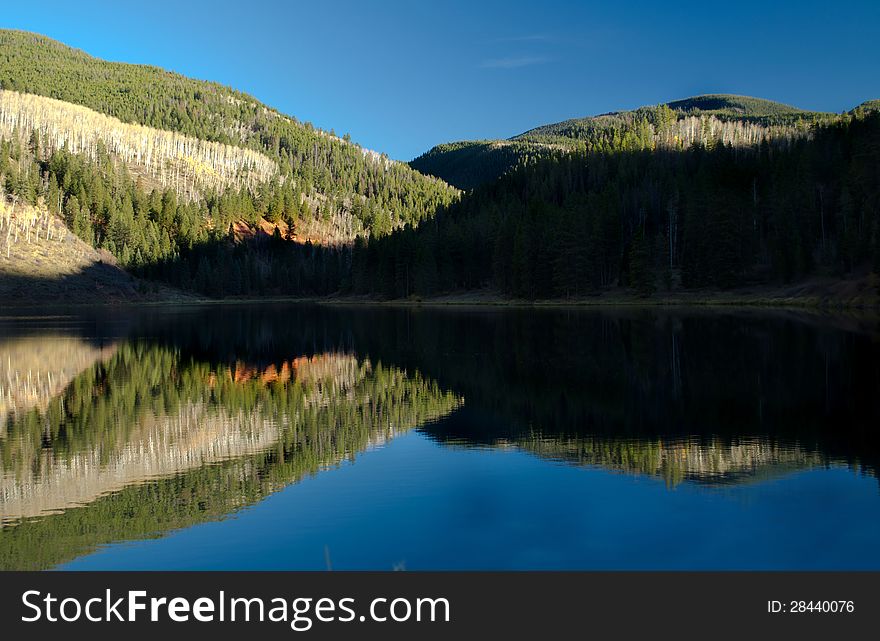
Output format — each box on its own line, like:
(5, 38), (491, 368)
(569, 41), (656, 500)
(429, 414), (828, 487)
(341, 307), (880, 481)
(0, 339), (460, 569)
(97, 305), (880, 483)
(525, 436), (827, 487)
(2, 402), (281, 522)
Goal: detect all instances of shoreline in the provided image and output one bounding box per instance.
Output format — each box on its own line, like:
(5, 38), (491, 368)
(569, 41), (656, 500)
(1, 286), (878, 312)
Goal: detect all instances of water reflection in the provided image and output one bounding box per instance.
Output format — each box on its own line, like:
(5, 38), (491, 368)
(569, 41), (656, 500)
(0, 305), (878, 570)
(404, 308), (880, 479)
(0, 326), (460, 568)
(454, 433), (827, 487)
(0, 335), (115, 428)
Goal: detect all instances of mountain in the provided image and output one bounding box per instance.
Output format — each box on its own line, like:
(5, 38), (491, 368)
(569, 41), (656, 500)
(408, 139), (555, 192)
(853, 99), (880, 114)
(0, 30), (457, 235)
(362, 108), (880, 301)
(0, 29), (459, 300)
(663, 94), (809, 118)
(1, 29), (877, 304)
(411, 94), (838, 190)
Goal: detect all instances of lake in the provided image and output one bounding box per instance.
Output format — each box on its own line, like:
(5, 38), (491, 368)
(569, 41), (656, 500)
(1, 304), (878, 570)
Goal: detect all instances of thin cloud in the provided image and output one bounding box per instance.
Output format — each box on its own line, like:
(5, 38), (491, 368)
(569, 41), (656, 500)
(493, 34), (554, 43)
(480, 55), (552, 69)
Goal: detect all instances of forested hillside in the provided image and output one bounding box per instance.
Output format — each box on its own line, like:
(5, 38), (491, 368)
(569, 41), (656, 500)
(412, 95), (836, 190)
(0, 30), (458, 298)
(1, 29), (877, 303)
(0, 30), (456, 243)
(409, 140), (560, 191)
(358, 111), (880, 300)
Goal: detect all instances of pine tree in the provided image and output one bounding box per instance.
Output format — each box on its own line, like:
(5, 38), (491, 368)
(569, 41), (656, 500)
(628, 226), (655, 296)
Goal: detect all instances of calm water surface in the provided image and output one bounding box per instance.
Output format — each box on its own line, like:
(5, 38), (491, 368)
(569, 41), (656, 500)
(1, 305), (878, 570)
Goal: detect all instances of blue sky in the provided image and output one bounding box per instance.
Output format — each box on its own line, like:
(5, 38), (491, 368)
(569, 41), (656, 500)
(3, 0), (878, 160)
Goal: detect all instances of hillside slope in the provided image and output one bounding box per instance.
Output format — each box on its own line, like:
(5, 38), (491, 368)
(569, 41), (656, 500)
(411, 94), (841, 190)
(0, 29), (461, 300)
(0, 197), (187, 304)
(0, 30), (458, 241)
(0, 89), (278, 199)
(364, 110), (880, 301)
(664, 94), (808, 118)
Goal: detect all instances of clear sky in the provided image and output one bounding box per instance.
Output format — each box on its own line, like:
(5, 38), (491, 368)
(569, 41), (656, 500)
(3, 0), (878, 160)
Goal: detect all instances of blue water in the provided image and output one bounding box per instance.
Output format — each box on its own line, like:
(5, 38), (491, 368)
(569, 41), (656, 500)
(60, 430), (880, 571)
(3, 305), (879, 570)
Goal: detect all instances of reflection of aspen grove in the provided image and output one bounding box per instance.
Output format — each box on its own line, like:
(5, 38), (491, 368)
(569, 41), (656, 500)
(0, 334), (115, 428)
(2, 402), (281, 522)
(0, 343), (460, 569)
(517, 435), (826, 488)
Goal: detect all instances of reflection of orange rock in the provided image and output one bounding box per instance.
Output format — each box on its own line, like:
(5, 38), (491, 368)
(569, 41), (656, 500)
(2, 349), (461, 526)
(233, 362), (258, 383)
(291, 356), (312, 375)
(206, 353), (364, 389)
(260, 362), (291, 384)
(261, 364), (279, 383)
(292, 354), (362, 384)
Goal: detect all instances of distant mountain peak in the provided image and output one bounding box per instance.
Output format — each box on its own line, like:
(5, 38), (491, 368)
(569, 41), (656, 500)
(664, 94), (809, 117)
(411, 93), (856, 189)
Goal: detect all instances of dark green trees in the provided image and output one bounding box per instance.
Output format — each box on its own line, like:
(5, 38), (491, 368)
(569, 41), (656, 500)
(628, 226), (654, 296)
(352, 112), (880, 300)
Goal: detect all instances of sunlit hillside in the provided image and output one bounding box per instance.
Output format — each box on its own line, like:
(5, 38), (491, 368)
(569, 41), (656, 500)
(0, 90), (279, 198)
(0, 30), (458, 239)
(0, 197), (179, 302)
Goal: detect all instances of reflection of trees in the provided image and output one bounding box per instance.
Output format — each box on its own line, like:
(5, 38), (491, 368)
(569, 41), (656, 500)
(517, 435), (826, 488)
(0, 342), (460, 569)
(375, 308), (880, 480)
(2, 401), (282, 522)
(0, 335), (115, 429)
(130, 304), (880, 483)
(2, 303), (878, 569)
